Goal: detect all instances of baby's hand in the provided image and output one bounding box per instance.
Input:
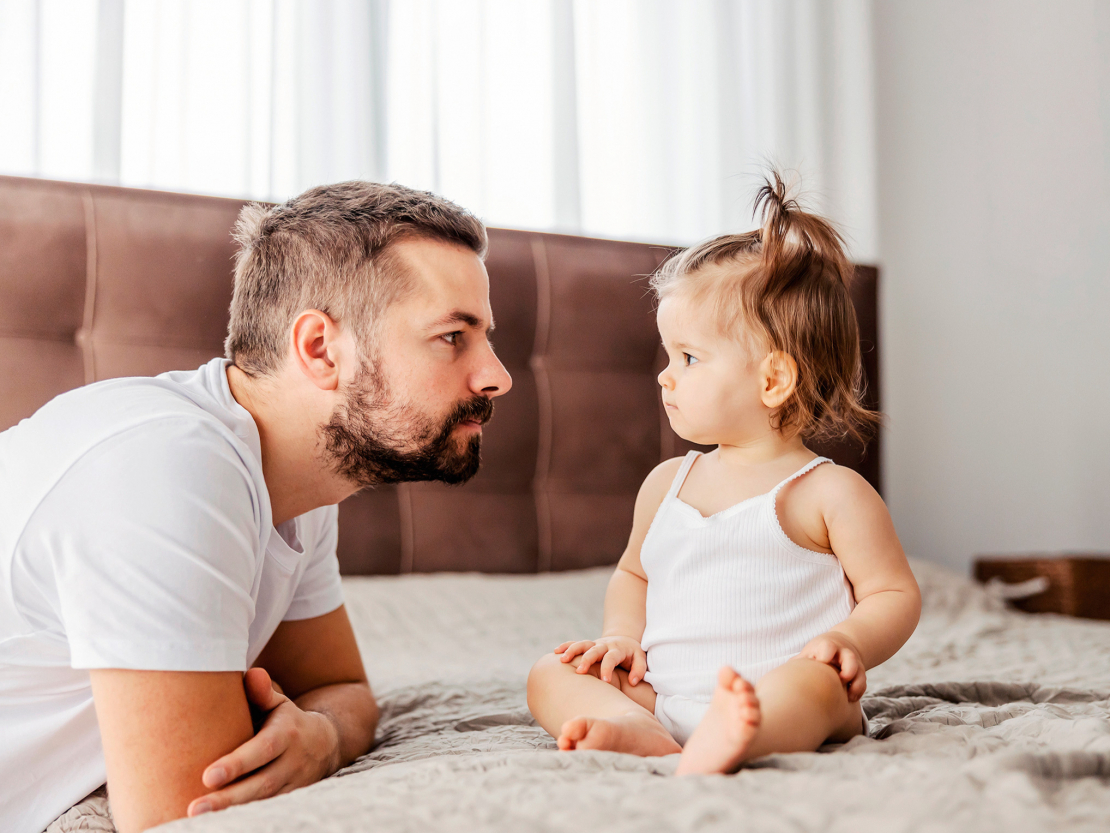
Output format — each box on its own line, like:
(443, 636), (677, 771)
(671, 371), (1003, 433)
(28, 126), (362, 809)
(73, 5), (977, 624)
(798, 632), (867, 702)
(554, 636), (647, 685)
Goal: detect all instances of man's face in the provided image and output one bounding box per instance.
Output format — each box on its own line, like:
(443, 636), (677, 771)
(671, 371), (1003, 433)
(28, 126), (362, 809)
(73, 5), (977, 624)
(321, 238), (512, 488)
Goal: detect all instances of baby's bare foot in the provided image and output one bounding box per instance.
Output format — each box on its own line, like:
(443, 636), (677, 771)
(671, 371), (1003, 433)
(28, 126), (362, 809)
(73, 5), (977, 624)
(675, 667), (762, 775)
(557, 713), (681, 756)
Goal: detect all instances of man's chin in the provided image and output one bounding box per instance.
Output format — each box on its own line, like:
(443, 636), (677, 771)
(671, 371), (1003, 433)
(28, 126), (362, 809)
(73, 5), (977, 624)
(431, 439), (483, 484)
(342, 437), (482, 488)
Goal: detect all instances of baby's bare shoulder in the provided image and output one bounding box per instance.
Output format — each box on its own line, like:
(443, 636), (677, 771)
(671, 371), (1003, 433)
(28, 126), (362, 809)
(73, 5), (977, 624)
(646, 455), (686, 485)
(793, 461), (885, 516)
(636, 456), (686, 507)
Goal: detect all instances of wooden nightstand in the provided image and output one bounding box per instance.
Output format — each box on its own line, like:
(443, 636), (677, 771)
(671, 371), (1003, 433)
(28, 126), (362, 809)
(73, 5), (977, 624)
(974, 554), (1110, 620)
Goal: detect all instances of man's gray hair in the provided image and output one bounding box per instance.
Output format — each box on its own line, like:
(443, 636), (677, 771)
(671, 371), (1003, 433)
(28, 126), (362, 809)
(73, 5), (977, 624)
(225, 181), (488, 376)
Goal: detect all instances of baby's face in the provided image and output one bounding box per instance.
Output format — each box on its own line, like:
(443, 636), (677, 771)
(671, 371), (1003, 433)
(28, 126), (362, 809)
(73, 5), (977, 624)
(656, 294), (770, 447)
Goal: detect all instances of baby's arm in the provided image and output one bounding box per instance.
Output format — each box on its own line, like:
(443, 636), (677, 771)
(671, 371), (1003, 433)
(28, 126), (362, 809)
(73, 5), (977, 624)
(795, 467), (921, 700)
(555, 457), (682, 685)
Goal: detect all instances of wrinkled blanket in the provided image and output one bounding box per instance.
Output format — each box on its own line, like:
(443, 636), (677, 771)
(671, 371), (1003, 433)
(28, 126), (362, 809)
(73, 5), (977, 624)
(47, 559), (1110, 833)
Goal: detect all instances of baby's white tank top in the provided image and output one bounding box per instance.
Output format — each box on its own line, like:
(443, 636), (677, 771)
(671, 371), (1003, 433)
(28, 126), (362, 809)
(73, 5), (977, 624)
(640, 451), (855, 701)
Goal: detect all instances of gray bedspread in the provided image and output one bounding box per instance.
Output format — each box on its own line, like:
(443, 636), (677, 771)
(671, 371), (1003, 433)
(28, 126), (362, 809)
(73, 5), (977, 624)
(49, 559), (1110, 832)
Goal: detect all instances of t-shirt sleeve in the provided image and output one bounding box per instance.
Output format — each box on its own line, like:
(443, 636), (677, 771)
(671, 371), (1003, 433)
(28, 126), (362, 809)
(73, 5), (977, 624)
(284, 504), (344, 621)
(34, 418), (262, 672)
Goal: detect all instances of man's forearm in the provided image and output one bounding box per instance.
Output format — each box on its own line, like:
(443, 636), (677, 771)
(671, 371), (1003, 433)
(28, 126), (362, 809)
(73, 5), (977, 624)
(295, 681), (379, 771)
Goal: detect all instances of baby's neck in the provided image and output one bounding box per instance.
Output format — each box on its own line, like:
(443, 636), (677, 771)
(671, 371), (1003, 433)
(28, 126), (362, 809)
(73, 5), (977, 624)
(714, 432), (811, 470)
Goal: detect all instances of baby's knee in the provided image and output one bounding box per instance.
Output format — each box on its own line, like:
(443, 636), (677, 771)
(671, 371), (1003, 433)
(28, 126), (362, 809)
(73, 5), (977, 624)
(527, 651), (561, 690)
(528, 651), (579, 695)
(527, 651), (617, 697)
(763, 657), (847, 708)
(798, 658), (852, 712)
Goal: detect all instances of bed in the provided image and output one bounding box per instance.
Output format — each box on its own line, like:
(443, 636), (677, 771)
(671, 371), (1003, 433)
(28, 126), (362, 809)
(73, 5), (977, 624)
(50, 558), (1110, 832)
(7, 176), (1107, 832)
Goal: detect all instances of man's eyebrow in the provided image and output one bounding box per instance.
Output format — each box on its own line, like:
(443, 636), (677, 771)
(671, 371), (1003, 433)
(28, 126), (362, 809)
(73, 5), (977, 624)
(429, 310), (495, 334)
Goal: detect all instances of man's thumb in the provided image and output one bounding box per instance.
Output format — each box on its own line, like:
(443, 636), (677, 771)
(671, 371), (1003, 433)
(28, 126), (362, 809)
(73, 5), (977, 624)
(244, 667), (285, 709)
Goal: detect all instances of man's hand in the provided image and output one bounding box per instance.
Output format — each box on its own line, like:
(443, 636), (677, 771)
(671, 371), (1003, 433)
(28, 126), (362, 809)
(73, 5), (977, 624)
(797, 632), (867, 702)
(187, 668), (340, 817)
(555, 636), (647, 685)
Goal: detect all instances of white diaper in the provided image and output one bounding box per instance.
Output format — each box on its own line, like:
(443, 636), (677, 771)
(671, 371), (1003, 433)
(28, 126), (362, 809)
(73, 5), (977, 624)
(653, 693), (710, 746)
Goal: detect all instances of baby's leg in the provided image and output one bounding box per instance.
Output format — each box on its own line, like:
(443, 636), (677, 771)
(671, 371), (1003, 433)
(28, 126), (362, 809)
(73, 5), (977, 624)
(527, 652), (681, 756)
(676, 658), (862, 775)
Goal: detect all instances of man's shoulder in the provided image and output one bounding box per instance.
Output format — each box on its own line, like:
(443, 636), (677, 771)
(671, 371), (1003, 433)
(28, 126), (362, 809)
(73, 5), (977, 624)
(1, 371), (262, 556)
(7, 381), (241, 475)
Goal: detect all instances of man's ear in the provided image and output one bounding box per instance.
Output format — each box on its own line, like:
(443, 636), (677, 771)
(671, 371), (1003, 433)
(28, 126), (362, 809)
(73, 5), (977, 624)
(760, 349), (798, 409)
(290, 310), (345, 392)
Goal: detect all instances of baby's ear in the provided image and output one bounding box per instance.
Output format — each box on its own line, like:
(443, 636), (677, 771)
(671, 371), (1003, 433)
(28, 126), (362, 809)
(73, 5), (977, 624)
(760, 350), (798, 409)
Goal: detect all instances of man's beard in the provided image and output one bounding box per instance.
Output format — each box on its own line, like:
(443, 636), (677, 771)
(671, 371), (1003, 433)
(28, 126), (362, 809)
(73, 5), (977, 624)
(321, 367), (493, 488)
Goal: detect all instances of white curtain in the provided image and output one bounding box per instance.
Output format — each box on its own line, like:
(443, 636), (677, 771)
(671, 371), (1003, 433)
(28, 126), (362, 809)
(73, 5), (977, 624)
(0, 0), (877, 257)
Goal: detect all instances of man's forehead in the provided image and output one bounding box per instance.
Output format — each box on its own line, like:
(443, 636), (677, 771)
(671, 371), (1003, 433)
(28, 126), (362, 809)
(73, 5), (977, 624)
(389, 238), (494, 328)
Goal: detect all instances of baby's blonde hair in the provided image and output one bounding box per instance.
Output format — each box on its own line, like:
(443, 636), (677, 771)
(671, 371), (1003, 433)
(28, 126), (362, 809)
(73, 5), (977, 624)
(650, 171), (879, 445)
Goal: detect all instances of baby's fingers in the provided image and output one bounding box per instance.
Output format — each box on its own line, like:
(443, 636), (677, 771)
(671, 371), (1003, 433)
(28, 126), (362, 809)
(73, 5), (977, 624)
(847, 667), (867, 703)
(803, 639), (838, 666)
(838, 650), (860, 684)
(574, 644), (606, 674)
(629, 651), (647, 686)
(599, 650), (623, 683)
(557, 640), (595, 662)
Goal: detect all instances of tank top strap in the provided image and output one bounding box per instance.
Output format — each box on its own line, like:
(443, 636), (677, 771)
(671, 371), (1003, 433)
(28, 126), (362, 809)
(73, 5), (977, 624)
(769, 456), (833, 497)
(664, 451), (703, 502)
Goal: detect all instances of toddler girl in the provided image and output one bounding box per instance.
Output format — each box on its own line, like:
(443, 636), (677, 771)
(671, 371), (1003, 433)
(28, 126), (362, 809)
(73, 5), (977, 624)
(526, 173), (921, 774)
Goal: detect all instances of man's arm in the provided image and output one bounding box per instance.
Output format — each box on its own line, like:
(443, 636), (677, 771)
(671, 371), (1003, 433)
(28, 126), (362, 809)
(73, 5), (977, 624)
(91, 606), (377, 831)
(89, 670), (254, 833)
(189, 605), (379, 815)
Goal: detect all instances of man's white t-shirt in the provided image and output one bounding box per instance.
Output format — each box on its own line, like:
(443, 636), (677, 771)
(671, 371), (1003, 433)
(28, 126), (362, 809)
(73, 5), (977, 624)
(0, 358), (345, 833)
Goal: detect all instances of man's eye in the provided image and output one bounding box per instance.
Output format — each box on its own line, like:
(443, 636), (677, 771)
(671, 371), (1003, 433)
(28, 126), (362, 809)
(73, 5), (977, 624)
(441, 332), (461, 346)
(683, 353), (698, 366)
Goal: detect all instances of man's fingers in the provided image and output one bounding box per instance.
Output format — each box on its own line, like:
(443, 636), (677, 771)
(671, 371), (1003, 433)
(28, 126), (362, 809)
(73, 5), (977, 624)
(629, 651), (647, 685)
(202, 719), (288, 789)
(190, 760), (291, 815)
(244, 667), (286, 711)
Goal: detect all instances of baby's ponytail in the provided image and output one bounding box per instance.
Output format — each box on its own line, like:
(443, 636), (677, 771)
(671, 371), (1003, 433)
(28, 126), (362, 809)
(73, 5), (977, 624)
(755, 172), (853, 289)
(652, 170), (880, 445)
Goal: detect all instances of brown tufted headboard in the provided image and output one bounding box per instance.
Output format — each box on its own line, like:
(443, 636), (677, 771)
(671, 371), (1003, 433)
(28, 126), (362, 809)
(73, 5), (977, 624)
(0, 175), (880, 575)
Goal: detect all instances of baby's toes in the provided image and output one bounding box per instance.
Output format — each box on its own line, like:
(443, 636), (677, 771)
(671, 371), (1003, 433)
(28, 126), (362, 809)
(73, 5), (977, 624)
(731, 675), (755, 696)
(717, 666), (744, 690)
(741, 695), (762, 726)
(557, 717), (590, 749)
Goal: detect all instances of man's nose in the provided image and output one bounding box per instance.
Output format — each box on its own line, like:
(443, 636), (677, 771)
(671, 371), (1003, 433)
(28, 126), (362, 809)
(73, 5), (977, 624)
(474, 346), (513, 398)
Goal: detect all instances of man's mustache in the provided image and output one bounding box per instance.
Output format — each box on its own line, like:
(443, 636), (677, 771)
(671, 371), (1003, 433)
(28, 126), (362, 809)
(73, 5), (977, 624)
(444, 395), (494, 429)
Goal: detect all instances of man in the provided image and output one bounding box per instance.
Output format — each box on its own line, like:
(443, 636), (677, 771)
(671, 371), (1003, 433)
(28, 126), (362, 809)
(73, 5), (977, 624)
(0, 182), (512, 833)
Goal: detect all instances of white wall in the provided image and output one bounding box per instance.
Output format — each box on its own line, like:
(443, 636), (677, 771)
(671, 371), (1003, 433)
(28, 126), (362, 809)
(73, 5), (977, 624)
(874, 0), (1110, 573)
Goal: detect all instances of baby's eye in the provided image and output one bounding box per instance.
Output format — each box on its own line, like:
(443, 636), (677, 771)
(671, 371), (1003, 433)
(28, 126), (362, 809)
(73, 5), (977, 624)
(683, 353), (698, 366)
